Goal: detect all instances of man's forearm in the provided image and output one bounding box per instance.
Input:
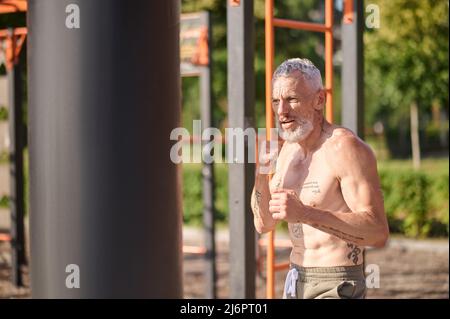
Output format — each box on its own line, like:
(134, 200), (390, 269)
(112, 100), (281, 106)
(252, 174), (277, 233)
(302, 206), (388, 247)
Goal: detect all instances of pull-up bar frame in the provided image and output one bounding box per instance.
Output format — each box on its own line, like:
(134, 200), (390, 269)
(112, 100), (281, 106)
(264, 0), (334, 299)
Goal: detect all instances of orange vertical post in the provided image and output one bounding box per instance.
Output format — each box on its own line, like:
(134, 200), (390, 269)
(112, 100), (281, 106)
(325, 0), (334, 123)
(264, 0), (275, 299)
(263, 0), (334, 299)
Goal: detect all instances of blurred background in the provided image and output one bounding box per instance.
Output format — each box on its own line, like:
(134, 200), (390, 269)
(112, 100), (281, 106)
(0, 0), (448, 298)
(180, 0), (448, 238)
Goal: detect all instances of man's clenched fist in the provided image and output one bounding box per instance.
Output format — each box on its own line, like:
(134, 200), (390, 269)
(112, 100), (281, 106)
(269, 188), (307, 223)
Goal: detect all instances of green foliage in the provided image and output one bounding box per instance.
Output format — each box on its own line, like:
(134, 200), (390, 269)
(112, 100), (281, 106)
(0, 151), (8, 164)
(0, 195), (9, 208)
(365, 0), (449, 131)
(380, 170), (429, 237)
(182, 163), (228, 225)
(379, 167), (448, 238)
(182, 164), (203, 225)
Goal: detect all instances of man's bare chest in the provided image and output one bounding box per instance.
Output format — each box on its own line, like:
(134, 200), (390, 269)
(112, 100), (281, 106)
(269, 149), (340, 209)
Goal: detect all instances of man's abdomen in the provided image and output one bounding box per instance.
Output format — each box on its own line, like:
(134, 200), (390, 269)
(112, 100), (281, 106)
(289, 223), (364, 267)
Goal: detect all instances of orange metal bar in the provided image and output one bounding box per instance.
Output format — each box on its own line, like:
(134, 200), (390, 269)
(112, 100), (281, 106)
(14, 33), (26, 57)
(0, 0), (27, 14)
(265, 0), (275, 300)
(264, 0), (335, 299)
(343, 0), (354, 24)
(273, 18), (329, 33)
(274, 261), (290, 271)
(0, 233), (11, 241)
(183, 245), (207, 254)
(325, 0), (334, 123)
(1, 27), (27, 70)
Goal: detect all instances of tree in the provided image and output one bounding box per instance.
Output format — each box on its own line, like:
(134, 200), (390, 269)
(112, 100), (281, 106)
(365, 0), (449, 164)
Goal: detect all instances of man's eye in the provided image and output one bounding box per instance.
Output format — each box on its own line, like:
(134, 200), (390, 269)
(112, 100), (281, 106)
(288, 98), (298, 103)
(272, 100), (280, 105)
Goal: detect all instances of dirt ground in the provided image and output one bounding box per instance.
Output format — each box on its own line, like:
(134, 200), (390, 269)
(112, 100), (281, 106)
(0, 231), (448, 299)
(182, 236), (449, 299)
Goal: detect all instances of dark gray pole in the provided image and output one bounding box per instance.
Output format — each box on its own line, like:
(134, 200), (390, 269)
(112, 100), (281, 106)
(227, 0), (256, 298)
(28, 0), (182, 298)
(200, 12), (217, 299)
(8, 30), (26, 287)
(342, 0), (364, 138)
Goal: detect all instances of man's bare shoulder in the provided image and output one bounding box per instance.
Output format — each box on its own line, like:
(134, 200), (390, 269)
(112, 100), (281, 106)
(322, 125), (377, 175)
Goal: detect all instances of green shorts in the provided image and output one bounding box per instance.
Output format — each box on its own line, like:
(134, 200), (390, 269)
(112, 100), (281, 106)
(283, 263), (367, 299)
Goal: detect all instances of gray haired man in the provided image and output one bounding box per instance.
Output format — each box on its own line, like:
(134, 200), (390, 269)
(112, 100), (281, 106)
(251, 58), (389, 299)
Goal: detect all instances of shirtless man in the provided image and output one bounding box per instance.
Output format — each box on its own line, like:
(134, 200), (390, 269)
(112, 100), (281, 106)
(251, 58), (389, 299)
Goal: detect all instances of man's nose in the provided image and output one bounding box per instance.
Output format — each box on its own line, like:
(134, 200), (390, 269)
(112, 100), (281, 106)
(276, 100), (289, 117)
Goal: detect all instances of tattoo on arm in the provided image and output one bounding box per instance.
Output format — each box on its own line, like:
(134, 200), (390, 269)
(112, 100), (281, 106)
(311, 223), (365, 243)
(347, 243), (362, 265)
(255, 190), (262, 204)
(253, 190), (262, 219)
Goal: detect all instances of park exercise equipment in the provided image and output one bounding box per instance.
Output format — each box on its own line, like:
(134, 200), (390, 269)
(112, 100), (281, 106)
(262, 0), (364, 298)
(263, 0), (334, 299)
(227, 0), (364, 298)
(0, 0), (364, 299)
(0, 0), (28, 287)
(1, 1), (216, 299)
(180, 12), (217, 299)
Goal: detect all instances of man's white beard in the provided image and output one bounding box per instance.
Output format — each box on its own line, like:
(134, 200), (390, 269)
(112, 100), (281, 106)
(278, 118), (314, 143)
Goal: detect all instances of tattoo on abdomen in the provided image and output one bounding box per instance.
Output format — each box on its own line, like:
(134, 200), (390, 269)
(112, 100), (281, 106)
(292, 223), (302, 238)
(347, 243), (361, 265)
(302, 181), (320, 194)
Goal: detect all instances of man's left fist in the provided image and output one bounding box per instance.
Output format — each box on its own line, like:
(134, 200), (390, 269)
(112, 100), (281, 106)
(268, 188), (306, 223)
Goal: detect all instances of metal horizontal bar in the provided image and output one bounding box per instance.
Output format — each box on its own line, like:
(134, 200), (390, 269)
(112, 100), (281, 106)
(273, 261), (290, 271)
(0, 233), (11, 241)
(273, 18), (330, 33)
(183, 245), (207, 254)
(0, 0), (27, 14)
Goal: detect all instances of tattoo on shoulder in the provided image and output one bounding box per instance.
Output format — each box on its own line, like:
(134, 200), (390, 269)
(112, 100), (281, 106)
(347, 243), (362, 265)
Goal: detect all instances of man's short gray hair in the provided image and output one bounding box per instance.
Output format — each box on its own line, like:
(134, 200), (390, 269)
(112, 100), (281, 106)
(272, 58), (323, 91)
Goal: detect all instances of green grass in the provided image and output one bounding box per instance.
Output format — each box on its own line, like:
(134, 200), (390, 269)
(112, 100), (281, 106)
(378, 158), (449, 174)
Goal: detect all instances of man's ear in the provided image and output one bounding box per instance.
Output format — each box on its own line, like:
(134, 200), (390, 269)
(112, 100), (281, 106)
(313, 89), (326, 111)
